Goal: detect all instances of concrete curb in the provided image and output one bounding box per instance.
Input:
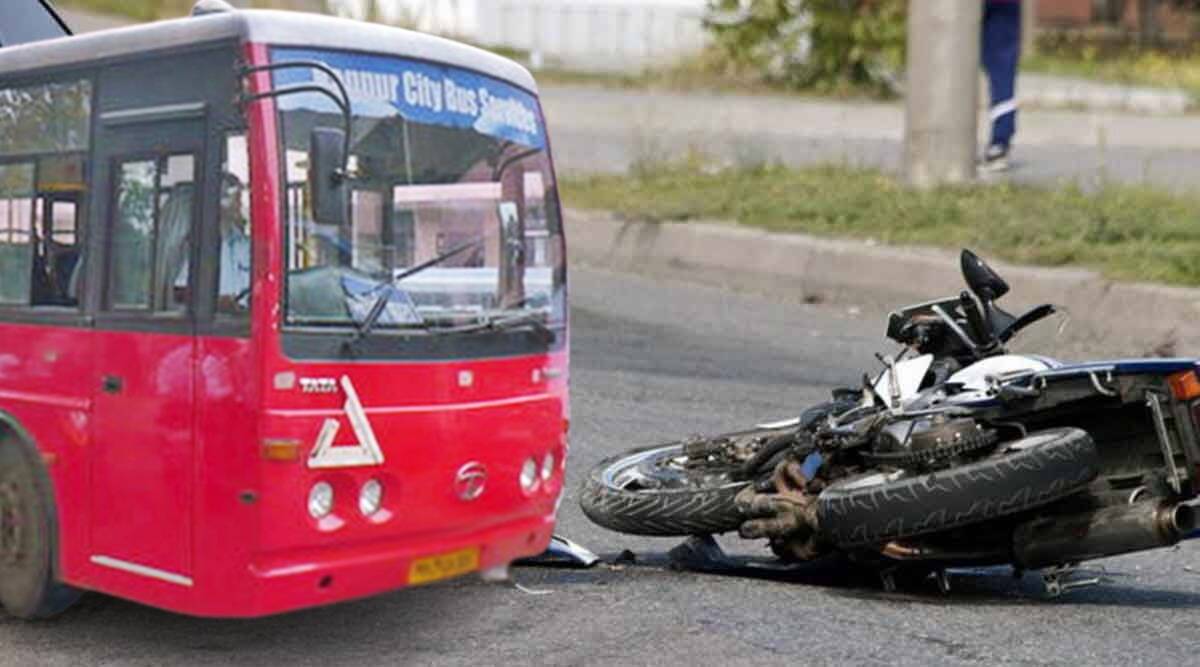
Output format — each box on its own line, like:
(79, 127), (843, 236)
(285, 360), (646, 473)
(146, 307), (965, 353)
(567, 209), (1200, 353)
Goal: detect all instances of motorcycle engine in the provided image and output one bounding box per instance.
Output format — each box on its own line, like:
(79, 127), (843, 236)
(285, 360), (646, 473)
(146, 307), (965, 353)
(869, 417), (998, 468)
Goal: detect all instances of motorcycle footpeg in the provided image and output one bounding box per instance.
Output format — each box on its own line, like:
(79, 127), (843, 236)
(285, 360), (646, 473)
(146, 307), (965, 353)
(1040, 565), (1102, 598)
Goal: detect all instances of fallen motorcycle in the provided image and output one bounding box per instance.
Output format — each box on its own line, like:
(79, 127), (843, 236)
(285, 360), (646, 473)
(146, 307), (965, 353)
(580, 249), (1200, 594)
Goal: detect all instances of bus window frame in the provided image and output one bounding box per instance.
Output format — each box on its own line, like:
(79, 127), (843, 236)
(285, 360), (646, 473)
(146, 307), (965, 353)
(101, 147), (203, 319)
(0, 69), (94, 328)
(266, 45), (568, 362)
(79, 40), (249, 338)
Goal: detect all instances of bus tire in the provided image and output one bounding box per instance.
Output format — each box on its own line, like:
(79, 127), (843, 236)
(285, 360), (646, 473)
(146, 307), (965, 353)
(0, 435), (81, 619)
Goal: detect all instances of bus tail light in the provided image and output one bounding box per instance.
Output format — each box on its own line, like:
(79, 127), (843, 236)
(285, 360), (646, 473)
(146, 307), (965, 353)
(263, 439), (302, 462)
(540, 453), (556, 483)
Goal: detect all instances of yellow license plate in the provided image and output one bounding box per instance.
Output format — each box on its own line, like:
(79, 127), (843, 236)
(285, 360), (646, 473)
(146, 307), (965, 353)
(407, 547), (481, 586)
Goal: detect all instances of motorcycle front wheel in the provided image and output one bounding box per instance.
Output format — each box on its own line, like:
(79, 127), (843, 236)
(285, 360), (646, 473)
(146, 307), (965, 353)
(580, 443), (748, 536)
(579, 425), (800, 536)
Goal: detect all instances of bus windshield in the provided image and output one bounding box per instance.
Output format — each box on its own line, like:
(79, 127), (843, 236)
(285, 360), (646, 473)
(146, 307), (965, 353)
(272, 48), (565, 335)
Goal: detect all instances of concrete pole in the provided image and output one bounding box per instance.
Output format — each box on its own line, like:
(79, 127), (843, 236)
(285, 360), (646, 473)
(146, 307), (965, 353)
(903, 0), (982, 189)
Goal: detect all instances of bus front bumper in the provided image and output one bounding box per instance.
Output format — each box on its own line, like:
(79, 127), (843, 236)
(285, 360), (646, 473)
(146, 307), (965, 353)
(230, 514), (556, 618)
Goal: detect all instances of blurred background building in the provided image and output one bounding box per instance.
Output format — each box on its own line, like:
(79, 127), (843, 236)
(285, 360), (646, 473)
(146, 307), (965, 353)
(1039, 0), (1197, 43)
(331, 0), (710, 72)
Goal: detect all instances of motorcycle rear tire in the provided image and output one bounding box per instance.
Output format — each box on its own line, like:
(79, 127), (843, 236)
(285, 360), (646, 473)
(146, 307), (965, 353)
(816, 427), (1099, 548)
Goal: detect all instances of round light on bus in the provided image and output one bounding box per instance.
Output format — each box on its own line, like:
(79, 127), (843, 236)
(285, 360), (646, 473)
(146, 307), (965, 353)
(540, 452), (556, 482)
(520, 458), (539, 492)
(308, 482), (334, 519)
(359, 479), (384, 517)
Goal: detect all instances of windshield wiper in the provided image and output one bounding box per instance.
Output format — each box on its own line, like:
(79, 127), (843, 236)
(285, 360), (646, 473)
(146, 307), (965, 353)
(347, 237), (484, 346)
(432, 311), (558, 343)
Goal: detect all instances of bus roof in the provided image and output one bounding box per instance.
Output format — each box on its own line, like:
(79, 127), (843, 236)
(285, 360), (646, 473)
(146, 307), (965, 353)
(0, 9), (538, 93)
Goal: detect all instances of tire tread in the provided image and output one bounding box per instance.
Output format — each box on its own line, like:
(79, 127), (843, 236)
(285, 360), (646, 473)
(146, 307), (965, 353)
(817, 427), (1100, 548)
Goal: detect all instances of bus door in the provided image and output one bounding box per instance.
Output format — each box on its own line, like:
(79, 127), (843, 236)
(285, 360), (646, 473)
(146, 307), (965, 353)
(87, 116), (204, 585)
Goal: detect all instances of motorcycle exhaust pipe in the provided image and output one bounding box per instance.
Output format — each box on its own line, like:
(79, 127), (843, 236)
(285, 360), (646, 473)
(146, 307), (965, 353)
(1013, 501), (1197, 570)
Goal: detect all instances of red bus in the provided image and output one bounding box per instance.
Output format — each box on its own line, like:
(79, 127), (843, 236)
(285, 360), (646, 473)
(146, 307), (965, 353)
(0, 5), (568, 618)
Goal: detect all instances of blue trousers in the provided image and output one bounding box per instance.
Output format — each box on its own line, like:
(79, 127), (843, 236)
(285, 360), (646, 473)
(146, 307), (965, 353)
(982, 2), (1021, 148)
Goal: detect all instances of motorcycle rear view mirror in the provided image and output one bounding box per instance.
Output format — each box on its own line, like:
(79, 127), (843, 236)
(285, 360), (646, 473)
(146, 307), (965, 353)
(961, 249), (1010, 301)
(309, 127), (348, 226)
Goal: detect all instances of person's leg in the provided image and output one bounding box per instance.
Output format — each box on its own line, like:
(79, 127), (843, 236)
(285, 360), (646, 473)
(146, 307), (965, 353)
(982, 2), (1022, 151)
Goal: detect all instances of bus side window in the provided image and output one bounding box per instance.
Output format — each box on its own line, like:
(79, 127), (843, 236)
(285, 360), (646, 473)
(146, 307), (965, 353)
(0, 163), (35, 306)
(34, 155), (87, 307)
(216, 133), (250, 316)
(109, 154), (195, 312)
(0, 78), (91, 310)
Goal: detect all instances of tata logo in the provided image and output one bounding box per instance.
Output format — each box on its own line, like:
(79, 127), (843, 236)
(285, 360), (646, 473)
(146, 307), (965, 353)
(300, 377), (338, 394)
(307, 376), (386, 469)
(454, 462), (487, 502)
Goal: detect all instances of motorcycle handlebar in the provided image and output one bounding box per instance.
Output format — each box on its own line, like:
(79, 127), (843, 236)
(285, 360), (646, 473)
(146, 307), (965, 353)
(959, 291), (997, 352)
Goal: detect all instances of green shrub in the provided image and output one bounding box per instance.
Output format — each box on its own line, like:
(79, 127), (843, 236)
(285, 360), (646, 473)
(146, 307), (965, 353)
(704, 0), (906, 95)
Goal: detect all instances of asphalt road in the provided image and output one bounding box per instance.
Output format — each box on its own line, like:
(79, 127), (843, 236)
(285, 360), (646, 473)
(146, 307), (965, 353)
(2, 266), (1198, 666)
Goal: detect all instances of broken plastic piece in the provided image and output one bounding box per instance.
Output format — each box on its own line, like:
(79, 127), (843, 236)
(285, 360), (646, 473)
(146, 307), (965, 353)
(514, 535), (600, 569)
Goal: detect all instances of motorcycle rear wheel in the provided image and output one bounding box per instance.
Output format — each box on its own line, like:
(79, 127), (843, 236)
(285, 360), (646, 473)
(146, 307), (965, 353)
(817, 427), (1100, 548)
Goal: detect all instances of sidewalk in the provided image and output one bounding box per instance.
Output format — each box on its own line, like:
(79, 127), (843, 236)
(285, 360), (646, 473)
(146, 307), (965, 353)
(57, 8), (130, 33)
(1019, 72), (1192, 115)
(540, 83), (1200, 192)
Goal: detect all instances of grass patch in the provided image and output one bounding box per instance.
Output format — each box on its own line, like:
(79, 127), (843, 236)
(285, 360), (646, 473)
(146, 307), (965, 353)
(562, 160), (1200, 286)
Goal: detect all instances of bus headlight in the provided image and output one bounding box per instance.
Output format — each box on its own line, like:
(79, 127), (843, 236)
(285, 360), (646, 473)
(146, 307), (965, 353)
(540, 452), (556, 482)
(359, 479), (383, 517)
(520, 458), (539, 492)
(308, 481), (334, 519)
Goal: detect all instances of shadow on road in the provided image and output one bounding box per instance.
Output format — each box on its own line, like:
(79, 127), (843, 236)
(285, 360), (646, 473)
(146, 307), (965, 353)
(534, 547), (1200, 611)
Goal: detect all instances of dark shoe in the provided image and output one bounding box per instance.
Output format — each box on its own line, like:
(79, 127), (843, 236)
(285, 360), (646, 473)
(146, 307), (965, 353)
(980, 143), (1011, 172)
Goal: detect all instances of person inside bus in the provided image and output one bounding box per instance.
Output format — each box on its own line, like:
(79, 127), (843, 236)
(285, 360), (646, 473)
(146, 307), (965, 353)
(168, 172), (249, 312)
(215, 172), (250, 312)
(159, 181), (194, 309)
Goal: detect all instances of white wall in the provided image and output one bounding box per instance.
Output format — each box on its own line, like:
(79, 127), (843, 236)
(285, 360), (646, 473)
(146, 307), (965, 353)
(336, 0), (711, 72)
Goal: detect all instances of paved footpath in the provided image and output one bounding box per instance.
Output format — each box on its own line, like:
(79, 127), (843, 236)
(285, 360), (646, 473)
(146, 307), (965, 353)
(541, 84), (1200, 193)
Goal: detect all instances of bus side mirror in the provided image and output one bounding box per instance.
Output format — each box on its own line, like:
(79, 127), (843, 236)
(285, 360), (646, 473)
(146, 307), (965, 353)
(309, 127), (348, 226)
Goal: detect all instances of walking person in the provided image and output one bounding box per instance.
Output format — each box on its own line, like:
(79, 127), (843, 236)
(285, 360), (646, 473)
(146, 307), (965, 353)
(981, 0), (1022, 171)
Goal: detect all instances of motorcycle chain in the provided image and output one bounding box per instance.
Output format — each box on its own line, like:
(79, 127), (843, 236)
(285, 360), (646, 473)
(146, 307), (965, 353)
(861, 429), (1000, 469)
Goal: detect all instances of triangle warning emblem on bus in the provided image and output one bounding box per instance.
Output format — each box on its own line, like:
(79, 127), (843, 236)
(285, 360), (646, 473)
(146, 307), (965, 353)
(307, 376), (386, 469)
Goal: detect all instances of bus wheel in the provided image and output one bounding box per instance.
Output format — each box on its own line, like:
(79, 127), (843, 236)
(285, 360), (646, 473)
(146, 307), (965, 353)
(0, 439), (80, 619)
